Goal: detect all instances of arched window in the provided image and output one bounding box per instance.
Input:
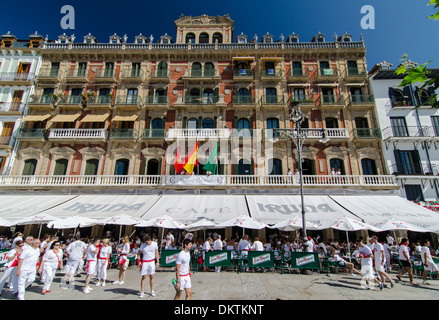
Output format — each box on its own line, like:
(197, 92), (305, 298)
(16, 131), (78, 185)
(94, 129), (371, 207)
(152, 117), (163, 130)
(238, 118), (251, 137)
(202, 118), (214, 129)
(267, 117), (279, 138)
(212, 33), (223, 43)
(187, 118), (199, 129)
(22, 159), (37, 176)
(361, 158), (377, 175)
(329, 158), (345, 175)
(268, 158), (282, 175)
(199, 32), (209, 43)
(54, 159), (68, 175)
(157, 61), (168, 77)
(302, 159), (315, 175)
(185, 33), (195, 43)
(191, 62), (202, 77)
(265, 87), (277, 103)
(84, 159), (99, 175)
(237, 88), (250, 103)
(204, 62), (215, 77)
(203, 88), (214, 104)
(189, 88), (200, 103)
(147, 159), (160, 175)
(115, 159), (129, 175)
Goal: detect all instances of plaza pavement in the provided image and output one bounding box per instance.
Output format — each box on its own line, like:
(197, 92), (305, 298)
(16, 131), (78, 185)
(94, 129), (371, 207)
(1, 265), (438, 301)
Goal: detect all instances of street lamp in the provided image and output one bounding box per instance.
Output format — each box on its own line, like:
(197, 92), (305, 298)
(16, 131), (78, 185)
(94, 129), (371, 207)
(274, 100), (329, 254)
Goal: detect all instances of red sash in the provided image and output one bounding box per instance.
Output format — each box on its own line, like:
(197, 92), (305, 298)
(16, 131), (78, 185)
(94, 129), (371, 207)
(9, 253), (20, 268)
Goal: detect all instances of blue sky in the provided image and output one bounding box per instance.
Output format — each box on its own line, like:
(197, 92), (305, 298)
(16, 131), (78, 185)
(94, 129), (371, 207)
(1, 0), (438, 69)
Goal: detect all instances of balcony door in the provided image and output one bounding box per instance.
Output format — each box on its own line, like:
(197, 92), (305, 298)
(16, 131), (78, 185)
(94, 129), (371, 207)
(330, 158), (345, 175)
(115, 159), (129, 175)
(390, 117), (408, 137)
(127, 88), (138, 104)
(22, 159), (37, 175)
(394, 150), (422, 175)
(361, 158), (377, 175)
(355, 117), (370, 137)
(53, 159), (68, 175)
(84, 159), (99, 175)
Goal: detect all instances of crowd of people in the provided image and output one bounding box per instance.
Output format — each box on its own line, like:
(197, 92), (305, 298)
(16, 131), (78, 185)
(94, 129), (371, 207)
(0, 230), (438, 300)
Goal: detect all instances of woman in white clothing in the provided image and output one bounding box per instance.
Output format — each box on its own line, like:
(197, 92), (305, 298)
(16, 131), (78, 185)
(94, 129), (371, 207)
(0, 240), (24, 295)
(114, 236), (130, 285)
(38, 241), (63, 295)
(97, 239), (112, 286)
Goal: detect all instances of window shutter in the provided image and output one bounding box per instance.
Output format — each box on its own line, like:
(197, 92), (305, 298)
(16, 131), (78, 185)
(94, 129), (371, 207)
(85, 159), (99, 175)
(388, 87), (396, 107)
(213, 87), (219, 103)
(54, 159), (68, 175)
(403, 86), (413, 106)
(393, 150), (403, 175)
(22, 159), (37, 176)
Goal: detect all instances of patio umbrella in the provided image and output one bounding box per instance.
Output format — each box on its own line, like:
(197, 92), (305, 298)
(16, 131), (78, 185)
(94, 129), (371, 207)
(47, 216), (102, 237)
(374, 218), (430, 233)
(216, 215), (268, 236)
(136, 215), (186, 246)
(184, 218), (220, 240)
(327, 217), (381, 261)
(101, 214), (143, 241)
(269, 217), (321, 231)
(14, 214), (59, 239)
(428, 224), (439, 234)
(0, 217), (12, 227)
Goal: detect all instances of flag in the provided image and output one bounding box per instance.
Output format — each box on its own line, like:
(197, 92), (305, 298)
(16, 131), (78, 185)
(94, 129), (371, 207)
(183, 141), (199, 174)
(203, 142), (218, 174)
(173, 146), (185, 173)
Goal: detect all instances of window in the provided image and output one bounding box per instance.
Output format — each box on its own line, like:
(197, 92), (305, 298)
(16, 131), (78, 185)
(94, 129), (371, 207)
(350, 87), (363, 103)
(98, 88), (111, 103)
(394, 150), (422, 175)
(104, 62), (114, 77)
(265, 87), (277, 103)
(361, 159), (377, 175)
(155, 89), (167, 103)
(292, 62), (303, 76)
(355, 117), (370, 137)
(237, 88), (250, 103)
(115, 159), (129, 175)
(50, 62), (59, 77)
(319, 61), (332, 76)
(78, 62), (87, 77)
(204, 62), (215, 77)
(322, 88), (334, 103)
(127, 88), (138, 104)
(390, 117), (408, 137)
(22, 159), (37, 175)
(301, 159), (315, 175)
(187, 118), (199, 129)
(42, 88), (54, 103)
(189, 88), (200, 103)
(212, 33), (223, 43)
(238, 159), (251, 175)
(202, 118), (214, 129)
(199, 32), (209, 44)
(203, 89), (214, 104)
(131, 62), (141, 77)
(54, 159), (68, 175)
(185, 33), (195, 43)
(325, 118), (338, 128)
(347, 61), (358, 75)
(404, 185), (425, 202)
(330, 158), (345, 175)
(84, 159), (99, 175)
(293, 88), (306, 101)
(157, 61), (168, 77)
(268, 159), (282, 175)
(71, 88), (82, 103)
(237, 118), (251, 137)
(388, 87), (412, 107)
(432, 116), (439, 136)
(265, 62), (275, 75)
(191, 62), (202, 77)
(147, 159), (160, 175)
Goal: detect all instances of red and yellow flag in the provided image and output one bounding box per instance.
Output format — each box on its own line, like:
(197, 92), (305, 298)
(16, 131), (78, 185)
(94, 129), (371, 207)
(173, 146), (185, 173)
(183, 142), (199, 174)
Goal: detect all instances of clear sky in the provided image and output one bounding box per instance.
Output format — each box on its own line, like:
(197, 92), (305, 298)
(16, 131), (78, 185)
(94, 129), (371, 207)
(1, 0), (438, 69)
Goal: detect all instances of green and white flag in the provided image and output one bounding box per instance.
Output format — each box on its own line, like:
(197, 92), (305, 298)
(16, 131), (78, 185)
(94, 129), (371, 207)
(202, 142), (218, 174)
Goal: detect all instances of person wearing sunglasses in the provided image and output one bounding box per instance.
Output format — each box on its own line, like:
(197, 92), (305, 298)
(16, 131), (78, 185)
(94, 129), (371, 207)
(0, 240), (24, 295)
(38, 241), (63, 295)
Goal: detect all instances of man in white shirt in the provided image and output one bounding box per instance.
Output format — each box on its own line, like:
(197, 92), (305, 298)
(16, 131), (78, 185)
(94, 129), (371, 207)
(138, 235), (160, 298)
(421, 240), (439, 285)
(202, 237), (212, 272)
(0, 236), (11, 249)
(396, 238), (418, 286)
(252, 237), (264, 251)
(238, 235), (250, 272)
(16, 238), (40, 300)
(63, 236), (87, 285)
(213, 235), (223, 273)
(165, 232), (174, 249)
(174, 239), (192, 300)
(357, 239), (382, 290)
(371, 236), (395, 288)
(83, 239), (100, 294)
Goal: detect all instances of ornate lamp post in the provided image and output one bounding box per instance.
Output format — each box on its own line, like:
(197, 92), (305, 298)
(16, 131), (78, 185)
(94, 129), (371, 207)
(274, 100), (329, 253)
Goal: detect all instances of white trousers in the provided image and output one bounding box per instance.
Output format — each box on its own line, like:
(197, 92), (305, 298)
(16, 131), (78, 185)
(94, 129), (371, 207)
(0, 267), (18, 292)
(17, 269), (36, 300)
(43, 263), (57, 290)
(97, 260), (108, 280)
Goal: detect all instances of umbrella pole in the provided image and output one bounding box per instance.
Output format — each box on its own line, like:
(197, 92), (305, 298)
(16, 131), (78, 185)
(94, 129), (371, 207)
(346, 231), (351, 262)
(119, 225), (122, 243)
(38, 224), (42, 239)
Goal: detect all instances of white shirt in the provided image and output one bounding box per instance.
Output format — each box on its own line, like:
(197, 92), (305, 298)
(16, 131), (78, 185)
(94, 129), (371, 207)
(359, 246), (373, 266)
(5, 248), (18, 268)
(421, 246), (434, 264)
(0, 239), (10, 249)
(176, 250), (191, 276)
(213, 239), (223, 250)
(399, 244), (410, 261)
(19, 246), (40, 271)
(383, 243), (391, 258)
(66, 240), (87, 261)
(86, 244), (98, 261)
(165, 234), (174, 246)
(238, 239), (250, 251)
(120, 243), (130, 255)
(253, 241), (264, 251)
(372, 243), (385, 263)
(98, 246), (112, 259)
(43, 249), (63, 267)
(202, 241), (212, 251)
(140, 242), (158, 261)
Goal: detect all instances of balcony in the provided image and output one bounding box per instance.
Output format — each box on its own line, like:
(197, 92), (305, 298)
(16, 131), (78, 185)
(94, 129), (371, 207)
(353, 128), (381, 139)
(150, 70), (170, 81)
(120, 69), (145, 82)
(390, 163), (431, 176)
(260, 69), (283, 81)
(318, 95), (345, 106)
(183, 95), (220, 105)
(93, 69), (117, 82)
(142, 129), (166, 139)
(382, 126), (433, 141)
(0, 174), (397, 189)
(0, 102), (25, 114)
(260, 95), (285, 105)
(56, 95), (84, 109)
(0, 72), (35, 85)
(36, 68), (61, 83)
(143, 96), (169, 106)
(349, 94), (374, 105)
(166, 128), (230, 140)
(48, 128), (108, 142)
(65, 68), (89, 82)
(288, 69), (308, 81)
(16, 128), (46, 141)
(85, 95), (114, 109)
(181, 68), (220, 81)
(27, 95), (56, 109)
(288, 95), (315, 106)
(232, 95), (255, 105)
(316, 68), (339, 80)
(110, 128), (138, 140)
(233, 69), (253, 81)
(114, 95), (142, 109)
